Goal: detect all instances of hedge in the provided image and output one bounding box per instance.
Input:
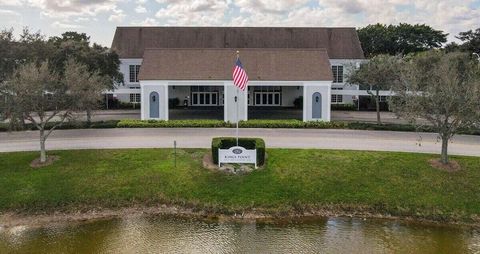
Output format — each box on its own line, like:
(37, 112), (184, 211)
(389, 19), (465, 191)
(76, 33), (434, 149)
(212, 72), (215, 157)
(0, 120), (120, 132)
(1, 119), (479, 136)
(117, 119), (229, 128)
(117, 119), (348, 129)
(211, 137), (266, 166)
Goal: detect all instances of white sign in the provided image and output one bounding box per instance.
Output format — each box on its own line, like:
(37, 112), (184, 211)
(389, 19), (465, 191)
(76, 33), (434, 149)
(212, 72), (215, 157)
(218, 146), (257, 168)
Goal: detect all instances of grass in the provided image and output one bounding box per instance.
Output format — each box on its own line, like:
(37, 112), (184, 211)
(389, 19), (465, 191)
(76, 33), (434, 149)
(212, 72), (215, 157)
(0, 149), (479, 222)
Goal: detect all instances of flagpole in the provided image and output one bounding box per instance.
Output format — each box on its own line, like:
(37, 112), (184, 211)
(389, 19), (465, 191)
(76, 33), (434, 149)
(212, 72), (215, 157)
(235, 51), (240, 147)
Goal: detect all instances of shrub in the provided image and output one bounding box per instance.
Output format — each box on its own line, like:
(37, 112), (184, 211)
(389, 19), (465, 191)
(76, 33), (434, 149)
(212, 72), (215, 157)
(169, 98), (180, 108)
(293, 96), (303, 109)
(211, 137), (265, 166)
(117, 119), (229, 128)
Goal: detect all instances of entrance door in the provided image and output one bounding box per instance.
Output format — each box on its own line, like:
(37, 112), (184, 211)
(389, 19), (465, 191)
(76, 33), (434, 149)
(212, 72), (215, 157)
(150, 92), (159, 118)
(312, 92), (322, 119)
(191, 92), (218, 106)
(254, 92), (281, 106)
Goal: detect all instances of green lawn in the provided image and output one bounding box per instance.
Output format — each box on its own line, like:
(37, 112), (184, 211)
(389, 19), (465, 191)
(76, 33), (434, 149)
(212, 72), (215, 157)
(1, 149), (479, 221)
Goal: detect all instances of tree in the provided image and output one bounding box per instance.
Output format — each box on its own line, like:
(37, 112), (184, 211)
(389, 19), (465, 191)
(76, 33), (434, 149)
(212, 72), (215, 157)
(457, 28), (480, 53)
(66, 59), (110, 124)
(390, 51), (480, 165)
(49, 31), (123, 88)
(0, 60), (107, 164)
(347, 54), (403, 124)
(358, 23), (448, 57)
(0, 29), (15, 83)
(49, 32), (123, 122)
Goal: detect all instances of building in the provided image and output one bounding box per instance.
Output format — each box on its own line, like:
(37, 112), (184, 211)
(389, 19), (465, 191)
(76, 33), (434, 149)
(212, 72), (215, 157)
(110, 27), (365, 122)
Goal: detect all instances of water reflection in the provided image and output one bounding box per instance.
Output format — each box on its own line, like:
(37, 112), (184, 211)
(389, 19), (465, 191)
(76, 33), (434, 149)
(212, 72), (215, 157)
(1, 215), (479, 253)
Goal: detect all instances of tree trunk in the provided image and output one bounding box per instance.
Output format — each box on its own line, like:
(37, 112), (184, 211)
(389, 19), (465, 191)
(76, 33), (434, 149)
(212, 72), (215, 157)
(441, 137), (449, 164)
(39, 129), (47, 163)
(86, 109), (92, 126)
(375, 89), (381, 124)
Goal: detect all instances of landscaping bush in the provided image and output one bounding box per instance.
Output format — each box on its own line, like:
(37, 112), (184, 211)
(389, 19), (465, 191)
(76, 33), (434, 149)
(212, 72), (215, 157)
(212, 137), (265, 166)
(239, 119), (347, 129)
(169, 98), (180, 108)
(117, 119), (229, 128)
(293, 96), (303, 109)
(0, 120), (120, 132)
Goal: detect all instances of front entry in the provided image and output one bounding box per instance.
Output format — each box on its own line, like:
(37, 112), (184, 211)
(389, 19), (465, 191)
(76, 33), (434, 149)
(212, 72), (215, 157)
(312, 92), (322, 119)
(150, 91), (159, 118)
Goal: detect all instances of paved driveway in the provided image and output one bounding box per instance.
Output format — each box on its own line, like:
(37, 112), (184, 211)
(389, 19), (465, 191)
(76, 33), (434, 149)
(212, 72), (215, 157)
(1, 128), (479, 157)
(1, 109), (426, 124)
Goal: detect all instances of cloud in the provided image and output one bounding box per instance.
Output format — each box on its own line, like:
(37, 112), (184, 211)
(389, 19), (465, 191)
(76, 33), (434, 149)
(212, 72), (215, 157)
(135, 5), (147, 13)
(24, 0), (121, 18)
(51, 21), (83, 29)
(108, 8), (126, 22)
(132, 17), (159, 26)
(0, 9), (22, 27)
(155, 0), (230, 25)
(0, 0), (23, 6)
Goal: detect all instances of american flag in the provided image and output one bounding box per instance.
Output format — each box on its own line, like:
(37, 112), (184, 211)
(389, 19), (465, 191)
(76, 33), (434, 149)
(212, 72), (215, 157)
(233, 58), (248, 91)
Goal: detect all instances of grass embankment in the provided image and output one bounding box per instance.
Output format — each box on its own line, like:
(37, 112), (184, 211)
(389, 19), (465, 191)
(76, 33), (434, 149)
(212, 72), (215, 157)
(1, 149), (479, 222)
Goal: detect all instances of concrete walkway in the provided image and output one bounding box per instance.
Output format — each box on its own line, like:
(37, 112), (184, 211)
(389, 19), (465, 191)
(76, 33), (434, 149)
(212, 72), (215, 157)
(1, 128), (479, 157)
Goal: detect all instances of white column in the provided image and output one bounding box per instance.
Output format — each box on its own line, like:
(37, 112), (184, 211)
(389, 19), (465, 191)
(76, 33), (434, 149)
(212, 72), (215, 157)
(140, 81), (169, 120)
(224, 82), (248, 123)
(303, 82), (332, 122)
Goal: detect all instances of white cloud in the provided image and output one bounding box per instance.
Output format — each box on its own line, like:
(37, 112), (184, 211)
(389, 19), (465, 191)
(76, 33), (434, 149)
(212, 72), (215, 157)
(108, 8), (126, 22)
(0, 0), (23, 6)
(155, 0), (230, 25)
(0, 9), (22, 27)
(51, 21), (83, 29)
(133, 17), (159, 26)
(135, 5), (147, 13)
(25, 0), (121, 18)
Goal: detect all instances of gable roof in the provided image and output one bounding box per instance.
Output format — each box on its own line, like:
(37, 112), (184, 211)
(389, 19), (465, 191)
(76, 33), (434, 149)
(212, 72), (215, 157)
(138, 48), (333, 81)
(112, 27), (365, 60)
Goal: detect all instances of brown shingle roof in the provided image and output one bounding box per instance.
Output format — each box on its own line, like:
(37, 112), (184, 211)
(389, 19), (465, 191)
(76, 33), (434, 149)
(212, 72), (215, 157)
(112, 27), (364, 59)
(138, 48), (333, 81)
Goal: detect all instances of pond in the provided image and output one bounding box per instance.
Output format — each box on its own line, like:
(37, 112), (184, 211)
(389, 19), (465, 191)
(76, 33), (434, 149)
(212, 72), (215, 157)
(1, 215), (479, 253)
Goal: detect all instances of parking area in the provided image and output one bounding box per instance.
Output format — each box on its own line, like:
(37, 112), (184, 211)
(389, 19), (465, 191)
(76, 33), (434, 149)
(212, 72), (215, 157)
(248, 107), (302, 120)
(169, 107), (223, 120)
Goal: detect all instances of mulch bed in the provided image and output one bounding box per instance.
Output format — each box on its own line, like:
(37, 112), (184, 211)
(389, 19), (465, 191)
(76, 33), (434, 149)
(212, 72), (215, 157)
(429, 159), (461, 172)
(30, 155), (60, 168)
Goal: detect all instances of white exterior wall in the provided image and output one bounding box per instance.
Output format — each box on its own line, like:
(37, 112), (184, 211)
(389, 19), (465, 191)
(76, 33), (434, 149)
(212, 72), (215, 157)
(115, 58), (143, 103)
(329, 59), (365, 105)
(303, 82), (332, 122)
(140, 80), (330, 122)
(140, 81), (169, 120)
(224, 82), (248, 123)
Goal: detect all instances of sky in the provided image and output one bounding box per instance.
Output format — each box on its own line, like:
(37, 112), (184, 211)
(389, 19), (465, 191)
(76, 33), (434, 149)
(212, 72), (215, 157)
(0, 0), (479, 47)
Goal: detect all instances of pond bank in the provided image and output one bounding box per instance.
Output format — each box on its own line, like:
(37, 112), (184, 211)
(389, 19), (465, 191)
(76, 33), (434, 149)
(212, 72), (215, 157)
(2, 204), (480, 230)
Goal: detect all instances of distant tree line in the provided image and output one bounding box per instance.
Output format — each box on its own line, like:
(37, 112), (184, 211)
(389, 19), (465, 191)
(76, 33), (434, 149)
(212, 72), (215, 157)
(0, 29), (122, 86)
(358, 23), (479, 57)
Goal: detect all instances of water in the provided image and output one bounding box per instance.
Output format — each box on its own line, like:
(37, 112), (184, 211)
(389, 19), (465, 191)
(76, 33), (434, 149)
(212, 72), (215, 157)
(1, 215), (479, 254)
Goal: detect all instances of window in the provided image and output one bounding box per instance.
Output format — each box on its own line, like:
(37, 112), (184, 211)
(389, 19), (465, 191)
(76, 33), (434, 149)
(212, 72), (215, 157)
(331, 87), (343, 104)
(130, 93), (141, 103)
(332, 65), (344, 83)
(379, 96), (388, 102)
(129, 65), (141, 83)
